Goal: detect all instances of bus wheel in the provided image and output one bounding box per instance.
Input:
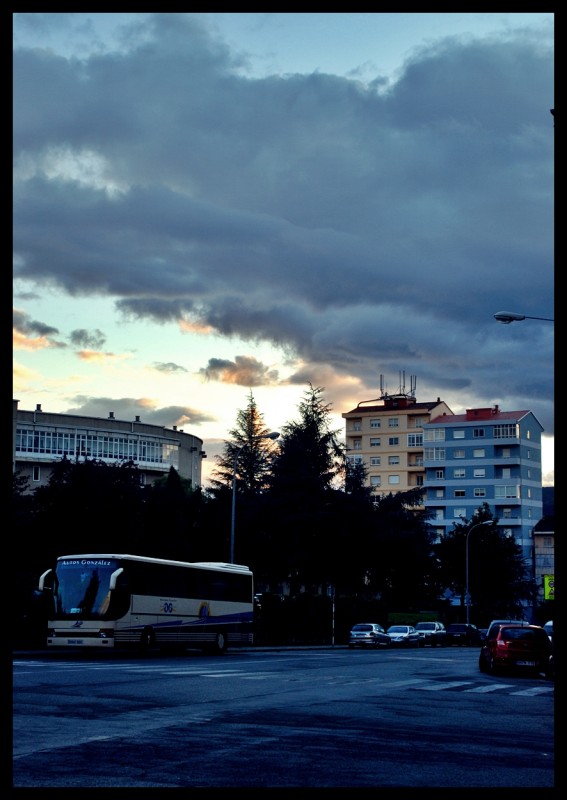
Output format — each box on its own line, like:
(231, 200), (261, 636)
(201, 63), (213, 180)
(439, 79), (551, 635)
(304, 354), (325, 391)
(139, 627), (155, 655)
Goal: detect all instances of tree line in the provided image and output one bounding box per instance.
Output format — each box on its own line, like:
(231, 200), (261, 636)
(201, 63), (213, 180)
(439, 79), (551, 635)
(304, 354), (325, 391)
(13, 385), (543, 645)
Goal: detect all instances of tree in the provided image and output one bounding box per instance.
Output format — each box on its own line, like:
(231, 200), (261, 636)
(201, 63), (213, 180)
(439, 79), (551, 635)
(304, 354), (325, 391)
(363, 489), (440, 612)
(263, 385), (345, 592)
(209, 391), (278, 493)
(435, 504), (535, 624)
(208, 392), (280, 565)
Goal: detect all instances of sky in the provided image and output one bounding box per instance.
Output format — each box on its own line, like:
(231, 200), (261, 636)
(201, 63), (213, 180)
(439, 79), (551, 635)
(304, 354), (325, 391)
(13, 12), (554, 487)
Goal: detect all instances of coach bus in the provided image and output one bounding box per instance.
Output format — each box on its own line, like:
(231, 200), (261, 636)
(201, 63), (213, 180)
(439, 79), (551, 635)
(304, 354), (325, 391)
(38, 554), (254, 654)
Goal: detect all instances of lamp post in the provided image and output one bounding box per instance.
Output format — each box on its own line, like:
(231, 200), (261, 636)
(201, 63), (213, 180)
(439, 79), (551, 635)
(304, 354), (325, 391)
(465, 520), (492, 625)
(230, 431), (280, 563)
(494, 311), (554, 324)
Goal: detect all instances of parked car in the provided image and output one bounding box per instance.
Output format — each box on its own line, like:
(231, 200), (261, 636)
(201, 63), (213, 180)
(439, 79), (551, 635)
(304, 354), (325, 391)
(386, 625), (423, 647)
(348, 623), (392, 649)
(479, 623), (552, 676)
(415, 621), (446, 646)
(445, 623), (484, 646)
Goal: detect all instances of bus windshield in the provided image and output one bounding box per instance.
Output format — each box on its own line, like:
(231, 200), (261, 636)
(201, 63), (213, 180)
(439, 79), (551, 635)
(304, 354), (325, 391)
(53, 558), (121, 619)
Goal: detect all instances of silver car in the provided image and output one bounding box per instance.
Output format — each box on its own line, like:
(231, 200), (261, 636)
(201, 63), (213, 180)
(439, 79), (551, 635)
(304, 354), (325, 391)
(348, 623), (392, 649)
(386, 625), (423, 647)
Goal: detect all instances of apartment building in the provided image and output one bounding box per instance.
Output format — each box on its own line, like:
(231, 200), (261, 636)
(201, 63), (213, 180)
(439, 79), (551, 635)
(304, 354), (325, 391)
(422, 405), (543, 564)
(342, 375), (453, 496)
(13, 399), (206, 491)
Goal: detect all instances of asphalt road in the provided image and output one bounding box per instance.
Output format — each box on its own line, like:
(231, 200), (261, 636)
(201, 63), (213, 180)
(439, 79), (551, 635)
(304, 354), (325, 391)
(12, 645), (555, 789)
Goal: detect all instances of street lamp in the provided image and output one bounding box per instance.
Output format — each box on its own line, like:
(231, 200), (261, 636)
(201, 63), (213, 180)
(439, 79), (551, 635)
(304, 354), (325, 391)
(494, 311), (554, 324)
(230, 431), (280, 563)
(465, 520), (492, 625)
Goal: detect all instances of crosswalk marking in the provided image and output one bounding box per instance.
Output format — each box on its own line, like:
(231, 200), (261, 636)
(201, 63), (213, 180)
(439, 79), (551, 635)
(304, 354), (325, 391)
(13, 661), (554, 696)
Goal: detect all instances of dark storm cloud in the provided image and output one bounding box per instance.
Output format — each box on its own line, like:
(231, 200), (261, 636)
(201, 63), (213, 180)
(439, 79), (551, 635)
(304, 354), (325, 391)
(13, 13), (554, 435)
(70, 328), (106, 349)
(64, 396), (216, 427)
(13, 309), (60, 338)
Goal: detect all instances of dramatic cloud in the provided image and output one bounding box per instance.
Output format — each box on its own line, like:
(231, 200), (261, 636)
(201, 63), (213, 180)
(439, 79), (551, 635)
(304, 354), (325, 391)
(13, 14), (554, 449)
(199, 355), (280, 386)
(64, 396), (216, 427)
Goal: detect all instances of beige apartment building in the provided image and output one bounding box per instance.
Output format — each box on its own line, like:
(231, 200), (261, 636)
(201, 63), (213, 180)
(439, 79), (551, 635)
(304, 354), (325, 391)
(342, 375), (453, 496)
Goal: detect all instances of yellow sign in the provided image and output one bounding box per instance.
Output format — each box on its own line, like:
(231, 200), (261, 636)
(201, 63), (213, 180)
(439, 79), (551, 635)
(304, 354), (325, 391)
(543, 574), (554, 600)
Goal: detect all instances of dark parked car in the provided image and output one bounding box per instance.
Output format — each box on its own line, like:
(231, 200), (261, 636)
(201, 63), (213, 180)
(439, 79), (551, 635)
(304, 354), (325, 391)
(445, 623), (484, 646)
(348, 623), (391, 649)
(386, 625), (423, 647)
(479, 623), (552, 676)
(415, 621), (446, 646)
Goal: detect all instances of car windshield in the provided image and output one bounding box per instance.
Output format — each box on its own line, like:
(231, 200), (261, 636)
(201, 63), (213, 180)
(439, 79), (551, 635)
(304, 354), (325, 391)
(388, 627), (408, 633)
(417, 624), (434, 630)
(352, 625), (373, 632)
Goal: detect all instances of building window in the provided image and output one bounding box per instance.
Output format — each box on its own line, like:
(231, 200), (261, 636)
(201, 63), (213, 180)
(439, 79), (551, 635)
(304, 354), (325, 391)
(526, 429), (531, 439)
(412, 416), (425, 428)
(453, 430), (465, 439)
(454, 508), (466, 519)
(370, 476), (381, 487)
(474, 488), (486, 497)
(352, 421), (362, 431)
(435, 509), (444, 520)
(454, 490), (466, 497)
(495, 486), (519, 499)
(501, 448), (511, 458)
(435, 489), (444, 498)
(527, 450), (532, 460)
(473, 448), (485, 458)
(415, 475), (424, 486)
(388, 475), (400, 485)
(353, 439), (362, 450)
(502, 528), (513, 538)
(32, 465), (40, 482)
(435, 469), (445, 479)
(370, 457), (381, 466)
(388, 437), (399, 446)
(494, 424), (518, 439)
(473, 468), (485, 478)
(473, 428), (485, 438)
(347, 455), (364, 466)
(370, 438), (381, 447)
(424, 429), (445, 442)
(453, 469), (466, 478)
(370, 419), (381, 428)
(388, 418), (399, 428)
(528, 508), (532, 518)
(527, 488), (532, 498)
(502, 508), (512, 519)
(407, 433), (423, 447)
(453, 449), (465, 459)
(501, 467), (511, 479)
(388, 455), (400, 465)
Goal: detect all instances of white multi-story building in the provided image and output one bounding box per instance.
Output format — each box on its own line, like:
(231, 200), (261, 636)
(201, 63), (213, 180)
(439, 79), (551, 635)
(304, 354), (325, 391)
(13, 399), (206, 490)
